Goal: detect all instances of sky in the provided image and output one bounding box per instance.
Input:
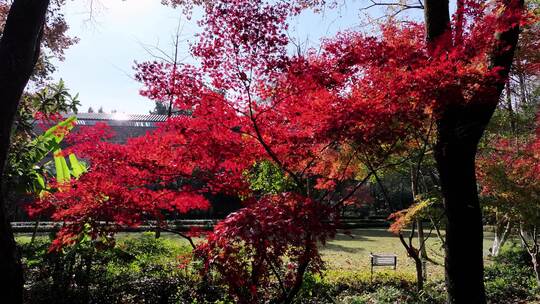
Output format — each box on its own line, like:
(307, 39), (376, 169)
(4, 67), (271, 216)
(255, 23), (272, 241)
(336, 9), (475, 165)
(52, 0), (398, 114)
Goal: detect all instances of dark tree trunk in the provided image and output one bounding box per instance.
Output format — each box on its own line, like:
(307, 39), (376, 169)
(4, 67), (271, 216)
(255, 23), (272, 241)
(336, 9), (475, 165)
(424, 0), (523, 303)
(0, 0), (50, 302)
(434, 115), (488, 303)
(414, 252), (424, 291)
(417, 219), (428, 280)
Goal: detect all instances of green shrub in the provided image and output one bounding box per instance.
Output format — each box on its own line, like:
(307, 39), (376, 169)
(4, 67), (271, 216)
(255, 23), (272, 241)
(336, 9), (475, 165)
(492, 243), (532, 268)
(369, 286), (407, 303)
(20, 235), (538, 304)
(485, 245), (536, 303)
(324, 269), (417, 292)
(413, 282), (446, 304)
(316, 270), (444, 304)
(20, 233), (221, 304)
(340, 295), (370, 304)
(339, 286), (410, 304)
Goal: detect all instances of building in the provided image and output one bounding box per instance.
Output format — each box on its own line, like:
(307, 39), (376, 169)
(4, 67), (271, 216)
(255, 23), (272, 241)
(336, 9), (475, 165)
(69, 112), (168, 143)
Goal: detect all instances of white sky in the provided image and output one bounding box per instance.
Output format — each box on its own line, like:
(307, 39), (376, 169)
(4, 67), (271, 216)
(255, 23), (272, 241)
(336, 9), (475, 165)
(52, 0), (398, 114)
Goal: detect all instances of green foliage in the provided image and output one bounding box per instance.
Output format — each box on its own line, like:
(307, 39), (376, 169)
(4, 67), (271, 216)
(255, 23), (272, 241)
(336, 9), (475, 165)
(492, 243), (533, 267)
(10, 116), (85, 197)
(293, 270), (445, 304)
(5, 81), (80, 202)
(324, 269), (416, 288)
(246, 160), (294, 194)
(348, 284), (446, 304)
(19, 233), (540, 304)
(485, 245), (537, 303)
(149, 101), (170, 115)
(485, 102), (539, 140)
(359, 286), (406, 304)
(21, 233), (217, 304)
(16, 80), (80, 132)
(40, 116), (86, 183)
(300, 263), (537, 304)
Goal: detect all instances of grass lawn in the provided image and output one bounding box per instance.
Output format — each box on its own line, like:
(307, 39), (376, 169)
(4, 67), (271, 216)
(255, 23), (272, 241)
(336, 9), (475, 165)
(319, 228), (496, 280)
(16, 228), (499, 281)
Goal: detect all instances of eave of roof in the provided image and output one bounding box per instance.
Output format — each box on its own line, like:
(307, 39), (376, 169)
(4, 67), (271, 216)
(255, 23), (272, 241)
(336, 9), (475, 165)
(67, 113), (168, 122)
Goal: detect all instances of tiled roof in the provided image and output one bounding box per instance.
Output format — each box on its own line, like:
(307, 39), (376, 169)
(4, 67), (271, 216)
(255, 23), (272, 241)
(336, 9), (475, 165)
(60, 113), (169, 128)
(71, 113), (168, 122)
(51, 113), (170, 143)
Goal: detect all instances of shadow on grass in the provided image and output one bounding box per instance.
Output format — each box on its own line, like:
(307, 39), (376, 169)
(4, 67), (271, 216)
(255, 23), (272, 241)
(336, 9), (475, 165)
(335, 228), (396, 239)
(321, 242), (367, 253)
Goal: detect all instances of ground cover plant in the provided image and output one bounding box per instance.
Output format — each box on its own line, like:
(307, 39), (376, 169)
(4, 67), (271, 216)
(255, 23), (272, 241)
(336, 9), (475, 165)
(15, 231), (540, 304)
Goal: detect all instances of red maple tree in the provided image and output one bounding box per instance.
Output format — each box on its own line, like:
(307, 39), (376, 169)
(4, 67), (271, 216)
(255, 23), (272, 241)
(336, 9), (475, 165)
(31, 0), (529, 302)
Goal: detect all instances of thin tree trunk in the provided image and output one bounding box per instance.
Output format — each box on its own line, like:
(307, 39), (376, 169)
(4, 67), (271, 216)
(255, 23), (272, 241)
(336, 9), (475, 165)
(517, 71), (527, 105)
(491, 215), (511, 257)
(414, 253), (424, 290)
(505, 82), (517, 133)
(520, 223), (530, 248)
(155, 219), (162, 239)
(30, 220), (39, 243)
(417, 219), (428, 280)
(411, 166), (428, 281)
(533, 257), (540, 288)
(0, 1), (50, 302)
(398, 231), (424, 291)
(519, 227), (540, 287)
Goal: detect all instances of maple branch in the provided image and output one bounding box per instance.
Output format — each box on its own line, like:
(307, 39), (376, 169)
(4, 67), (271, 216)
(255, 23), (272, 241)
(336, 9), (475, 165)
(519, 227), (532, 252)
(429, 212), (446, 248)
(331, 172), (373, 209)
(298, 142), (335, 178)
(362, 152), (393, 211)
(361, 0), (424, 19)
(362, 0), (424, 11)
(153, 225), (197, 250)
(265, 256), (287, 296)
(417, 220), (443, 265)
(277, 234), (314, 304)
(409, 221), (416, 248)
(330, 137), (407, 209)
(246, 92), (305, 190)
(398, 232), (413, 256)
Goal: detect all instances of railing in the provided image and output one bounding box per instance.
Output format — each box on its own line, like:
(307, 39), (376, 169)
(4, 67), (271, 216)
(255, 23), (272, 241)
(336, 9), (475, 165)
(10, 220), (218, 233)
(11, 218), (389, 233)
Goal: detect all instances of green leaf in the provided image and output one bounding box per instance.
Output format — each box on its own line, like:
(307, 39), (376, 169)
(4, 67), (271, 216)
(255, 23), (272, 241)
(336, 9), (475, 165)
(68, 153), (86, 178)
(54, 150), (71, 183)
(29, 116), (77, 164)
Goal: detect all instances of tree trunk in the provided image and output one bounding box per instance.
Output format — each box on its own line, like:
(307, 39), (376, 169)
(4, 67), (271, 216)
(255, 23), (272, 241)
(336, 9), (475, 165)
(533, 256), (540, 288)
(520, 224), (530, 249)
(520, 226), (540, 288)
(517, 71), (527, 105)
(425, 0), (523, 302)
(505, 82), (517, 133)
(414, 253), (424, 291)
(491, 215), (511, 257)
(417, 219), (428, 280)
(411, 167), (428, 281)
(0, 0), (50, 302)
(435, 124), (487, 304)
(398, 232), (424, 291)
